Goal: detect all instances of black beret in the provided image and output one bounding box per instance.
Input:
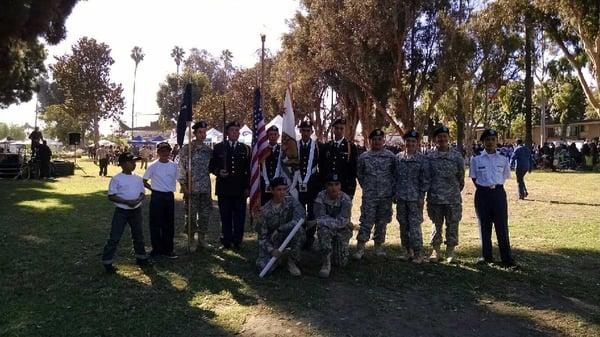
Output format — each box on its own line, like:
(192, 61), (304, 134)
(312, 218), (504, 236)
(225, 121), (241, 130)
(267, 125), (279, 133)
(332, 118), (346, 127)
(325, 173), (341, 183)
(192, 121), (208, 130)
(156, 142), (171, 150)
(270, 177), (287, 187)
(433, 126), (449, 137)
(480, 128), (498, 142)
(369, 129), (385, 139)
(298, 120), (313, 129)
(403, 129), (419, 140)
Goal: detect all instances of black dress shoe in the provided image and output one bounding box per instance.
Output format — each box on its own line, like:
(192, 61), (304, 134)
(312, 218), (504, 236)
(476, 257), (494, 265)
(104, 264), (118, 274)
(149, 250), (161, 258)
(136, 258), (152, 266)
(499, 261), (519, 270)
(162, 252), (178, 259)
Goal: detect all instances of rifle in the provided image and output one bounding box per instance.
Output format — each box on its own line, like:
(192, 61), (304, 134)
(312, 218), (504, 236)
(222, 100), (228, 173)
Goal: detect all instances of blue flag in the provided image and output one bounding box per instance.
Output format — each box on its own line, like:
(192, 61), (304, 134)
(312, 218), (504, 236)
(176, 83), (193, 146)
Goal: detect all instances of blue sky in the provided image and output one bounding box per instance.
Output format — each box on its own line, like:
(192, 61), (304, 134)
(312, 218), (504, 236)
(0, 0), (300, 134)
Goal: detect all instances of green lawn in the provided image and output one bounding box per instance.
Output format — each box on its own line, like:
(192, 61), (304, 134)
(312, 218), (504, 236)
(1, 158), (599, 337)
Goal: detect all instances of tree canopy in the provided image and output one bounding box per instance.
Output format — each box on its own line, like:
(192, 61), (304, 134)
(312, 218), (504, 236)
(0, 0), (79, 107)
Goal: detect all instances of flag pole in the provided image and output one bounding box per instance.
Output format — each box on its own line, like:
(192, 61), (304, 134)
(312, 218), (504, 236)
(222, 99), (227, 171)
(253, 33), (266, 215)
(187, 119), (192, 253)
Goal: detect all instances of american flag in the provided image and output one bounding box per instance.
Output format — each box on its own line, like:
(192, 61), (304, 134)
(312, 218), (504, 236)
(250, 88), (269, 211)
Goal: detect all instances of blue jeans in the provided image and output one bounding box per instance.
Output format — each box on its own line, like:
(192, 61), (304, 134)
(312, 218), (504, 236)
(101, 207), (147, 264)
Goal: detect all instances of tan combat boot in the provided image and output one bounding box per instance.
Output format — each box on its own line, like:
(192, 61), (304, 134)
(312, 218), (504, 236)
(412, 249), (424, 264)
(374, 242), (387, 257)
(352, 241), (366, 260)
(446, 246), (456, 263)
(398, 247), (411, 261)
(429, 245), (441, 262)
(197, 233), (211, 250)
(287, 258), (302, 276)
(318, 253), (331, 278)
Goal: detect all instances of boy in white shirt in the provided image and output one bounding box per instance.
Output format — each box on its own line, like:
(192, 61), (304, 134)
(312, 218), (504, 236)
(101, 152), (148, 273)
(143, 142), (178, 259)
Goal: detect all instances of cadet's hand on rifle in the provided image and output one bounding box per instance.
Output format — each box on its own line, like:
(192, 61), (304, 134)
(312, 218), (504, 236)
(271, 249), (282, 258)
(392, 196), (397, 204)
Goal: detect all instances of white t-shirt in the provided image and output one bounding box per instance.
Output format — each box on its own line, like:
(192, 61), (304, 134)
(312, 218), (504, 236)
(108, 172), (145, 209)
(143, 160), (178, 192)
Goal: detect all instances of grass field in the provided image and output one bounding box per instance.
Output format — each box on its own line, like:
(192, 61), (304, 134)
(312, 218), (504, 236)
(1, 158), (599, 337)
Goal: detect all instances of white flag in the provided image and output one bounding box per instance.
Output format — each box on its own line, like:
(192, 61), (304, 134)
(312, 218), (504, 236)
(282, 89), (297, 141)
(280, 88), (299, 168)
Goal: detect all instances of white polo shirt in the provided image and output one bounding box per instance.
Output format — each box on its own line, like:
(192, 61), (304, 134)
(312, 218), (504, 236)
(469, 150), (511, 187)
(143, 159), (178, 192)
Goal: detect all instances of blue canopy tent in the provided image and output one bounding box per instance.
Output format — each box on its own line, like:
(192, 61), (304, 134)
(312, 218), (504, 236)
(151, 135), (165, 143)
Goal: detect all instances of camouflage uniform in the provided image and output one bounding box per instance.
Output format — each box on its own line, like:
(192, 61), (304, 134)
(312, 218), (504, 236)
(356, 149), (396, 244)
(427, 149), (465, 248)
(178, 141), (213, 234)
(395, 152), (430, 250)
(315, 190), (353, 267)
(255, 196), (306, 270)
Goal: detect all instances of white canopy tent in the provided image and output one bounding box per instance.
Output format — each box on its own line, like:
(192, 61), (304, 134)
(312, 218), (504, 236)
(239, 125), (253, 144)
(206, 128), (223, 143)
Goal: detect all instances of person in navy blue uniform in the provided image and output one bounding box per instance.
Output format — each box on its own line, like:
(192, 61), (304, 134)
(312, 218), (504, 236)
(260, 125), (281, 205)
(296, 120), (322, 250)
(470, 129), (518, 268)
(510, 139), (532, 199)
(210, 121), (251, 249)
(319, 118), (358, 198)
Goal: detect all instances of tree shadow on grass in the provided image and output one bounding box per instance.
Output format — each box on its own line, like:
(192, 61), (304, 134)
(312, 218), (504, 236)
(3, 182), (599, 336)
(521, 198), (600, 207)
(0, 183), (236, 337)
(205, 233), (600, 337)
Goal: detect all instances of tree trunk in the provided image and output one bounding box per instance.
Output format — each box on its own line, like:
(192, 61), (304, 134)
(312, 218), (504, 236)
(456, 80), (465, 154)
(524, 16), (534, 147)
(93, 117), (100, 147)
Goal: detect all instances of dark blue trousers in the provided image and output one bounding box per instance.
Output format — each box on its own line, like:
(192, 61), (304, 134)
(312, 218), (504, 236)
(474, 186), (514, 263)
(515, 167), (528, 198)
(217, 195), (247, 247)
(149, 191), (175, 254)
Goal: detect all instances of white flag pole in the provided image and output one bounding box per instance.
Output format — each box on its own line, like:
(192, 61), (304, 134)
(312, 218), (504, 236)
(259, 218), (305, 278)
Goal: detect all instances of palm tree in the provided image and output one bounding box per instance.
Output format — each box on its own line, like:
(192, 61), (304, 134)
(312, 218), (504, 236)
(130, 46), (145, 137)
(171, 46), (185, 77)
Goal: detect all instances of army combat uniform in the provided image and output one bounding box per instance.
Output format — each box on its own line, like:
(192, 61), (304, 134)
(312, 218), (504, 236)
(355, 147), (397, 249)
(315, 189), (353, 268)
(255, 196), (306, 272)
(395, 150), (430, 258)
(427, 148), (465, 256)
(178, 140), (213, 236)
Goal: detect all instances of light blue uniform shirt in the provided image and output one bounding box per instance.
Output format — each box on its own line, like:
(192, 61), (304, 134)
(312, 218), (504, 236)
(469, 150), (511, 187)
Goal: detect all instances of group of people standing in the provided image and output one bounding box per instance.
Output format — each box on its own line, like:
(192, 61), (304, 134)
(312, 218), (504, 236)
(100, 118), (519, 277)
